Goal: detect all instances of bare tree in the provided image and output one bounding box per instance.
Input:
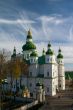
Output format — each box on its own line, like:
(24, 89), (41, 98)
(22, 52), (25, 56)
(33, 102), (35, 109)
(0, 51), (8, 109)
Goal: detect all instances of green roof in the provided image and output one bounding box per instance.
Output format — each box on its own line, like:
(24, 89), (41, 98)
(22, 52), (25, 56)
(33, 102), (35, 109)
(46, 49), (54, 55)
(57, 53), (63, 59)
(30, 51), (38, 57)
(38, 55), (45, 64)
(22, 41), (36, 51)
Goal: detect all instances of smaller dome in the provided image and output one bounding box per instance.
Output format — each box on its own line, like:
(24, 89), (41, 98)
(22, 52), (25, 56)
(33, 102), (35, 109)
(46, 49), (54, 55)
(59, 48), (61, 52)
(22, 41), (36, 51)
(57, 53), (63, 59)
(30, 51), (38, 57)
(48, 42), (51, 47)
(57, 48), (63, 59)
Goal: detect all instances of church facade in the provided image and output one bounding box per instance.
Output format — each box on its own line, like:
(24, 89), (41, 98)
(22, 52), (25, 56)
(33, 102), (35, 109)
(8, 30), (65, 96)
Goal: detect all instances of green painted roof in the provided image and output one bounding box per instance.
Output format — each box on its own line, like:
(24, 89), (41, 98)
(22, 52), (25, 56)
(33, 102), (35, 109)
(57, 53), (63, 59)
(22, 41), (36, 51)
(30, 51), (38, 57)
(46, 49), (54, 55)
(38, 55), (45, 64)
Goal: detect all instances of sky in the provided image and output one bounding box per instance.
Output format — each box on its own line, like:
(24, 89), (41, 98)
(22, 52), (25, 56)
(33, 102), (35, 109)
(0, 0), (73, 71)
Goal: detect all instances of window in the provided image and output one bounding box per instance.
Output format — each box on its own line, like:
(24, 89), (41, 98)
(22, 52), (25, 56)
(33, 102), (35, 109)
(50, 58), (52, 62)
(47, 58), (49, 62)
(53, 72), (54, 76)
(59, 84), (61, 87)
(30, 83), (32, 87)
(47, 72), (49, 76)
(47, 87), (49, 92)
(31, 59), (33, 63)
(30, 72), (32, 76)
(30, 93), (33, 97)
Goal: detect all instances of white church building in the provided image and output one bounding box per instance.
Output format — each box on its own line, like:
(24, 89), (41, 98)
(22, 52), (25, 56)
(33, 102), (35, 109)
(7, 30), (65, 96)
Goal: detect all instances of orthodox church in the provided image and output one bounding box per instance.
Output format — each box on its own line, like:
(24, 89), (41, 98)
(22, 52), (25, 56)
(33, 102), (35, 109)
(8, 30), (65, 96)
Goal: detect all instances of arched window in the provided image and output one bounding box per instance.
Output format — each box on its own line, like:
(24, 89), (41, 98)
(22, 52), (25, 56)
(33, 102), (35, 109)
(30, 72), (32, 76)
(47, 71), (49, 76)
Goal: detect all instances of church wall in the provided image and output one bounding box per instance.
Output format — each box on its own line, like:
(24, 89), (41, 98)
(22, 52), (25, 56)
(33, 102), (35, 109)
(29, 64), (39, 77)
(39, 65), (44, 75)
(58, 64), (65, 90)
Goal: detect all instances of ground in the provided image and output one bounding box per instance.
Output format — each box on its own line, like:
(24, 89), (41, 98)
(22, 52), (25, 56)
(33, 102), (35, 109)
(39, 85), (73, 110)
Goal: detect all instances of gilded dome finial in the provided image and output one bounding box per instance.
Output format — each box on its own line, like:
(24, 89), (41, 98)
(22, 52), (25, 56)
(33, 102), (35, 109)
(28, 29), (32, 36)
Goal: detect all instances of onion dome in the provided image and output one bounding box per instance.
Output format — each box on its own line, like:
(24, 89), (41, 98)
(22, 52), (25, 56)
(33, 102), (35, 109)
(30, 51), (38, 57)
(48, 41), (51, 48)
(22, 29), (36, 51)
(57, 53), (63, 59)
(59, 48), (61, 53)
(46, 49), (54, 55)
(27, 29), (32, 39)
(22, 41), (36, 51)
(57, 48), (63, 59)
(46, 42), (54, 55)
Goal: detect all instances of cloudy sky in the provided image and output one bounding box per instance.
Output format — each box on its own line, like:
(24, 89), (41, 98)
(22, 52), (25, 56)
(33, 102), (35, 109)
(0, 0), (73, 70)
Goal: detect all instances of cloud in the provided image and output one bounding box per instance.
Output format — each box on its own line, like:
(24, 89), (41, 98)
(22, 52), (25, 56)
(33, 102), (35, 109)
(0, 10), (73, 70)
(69, 26), (73, 41)
(38, 15), (63, 25)
(0, 19), (35, 24)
